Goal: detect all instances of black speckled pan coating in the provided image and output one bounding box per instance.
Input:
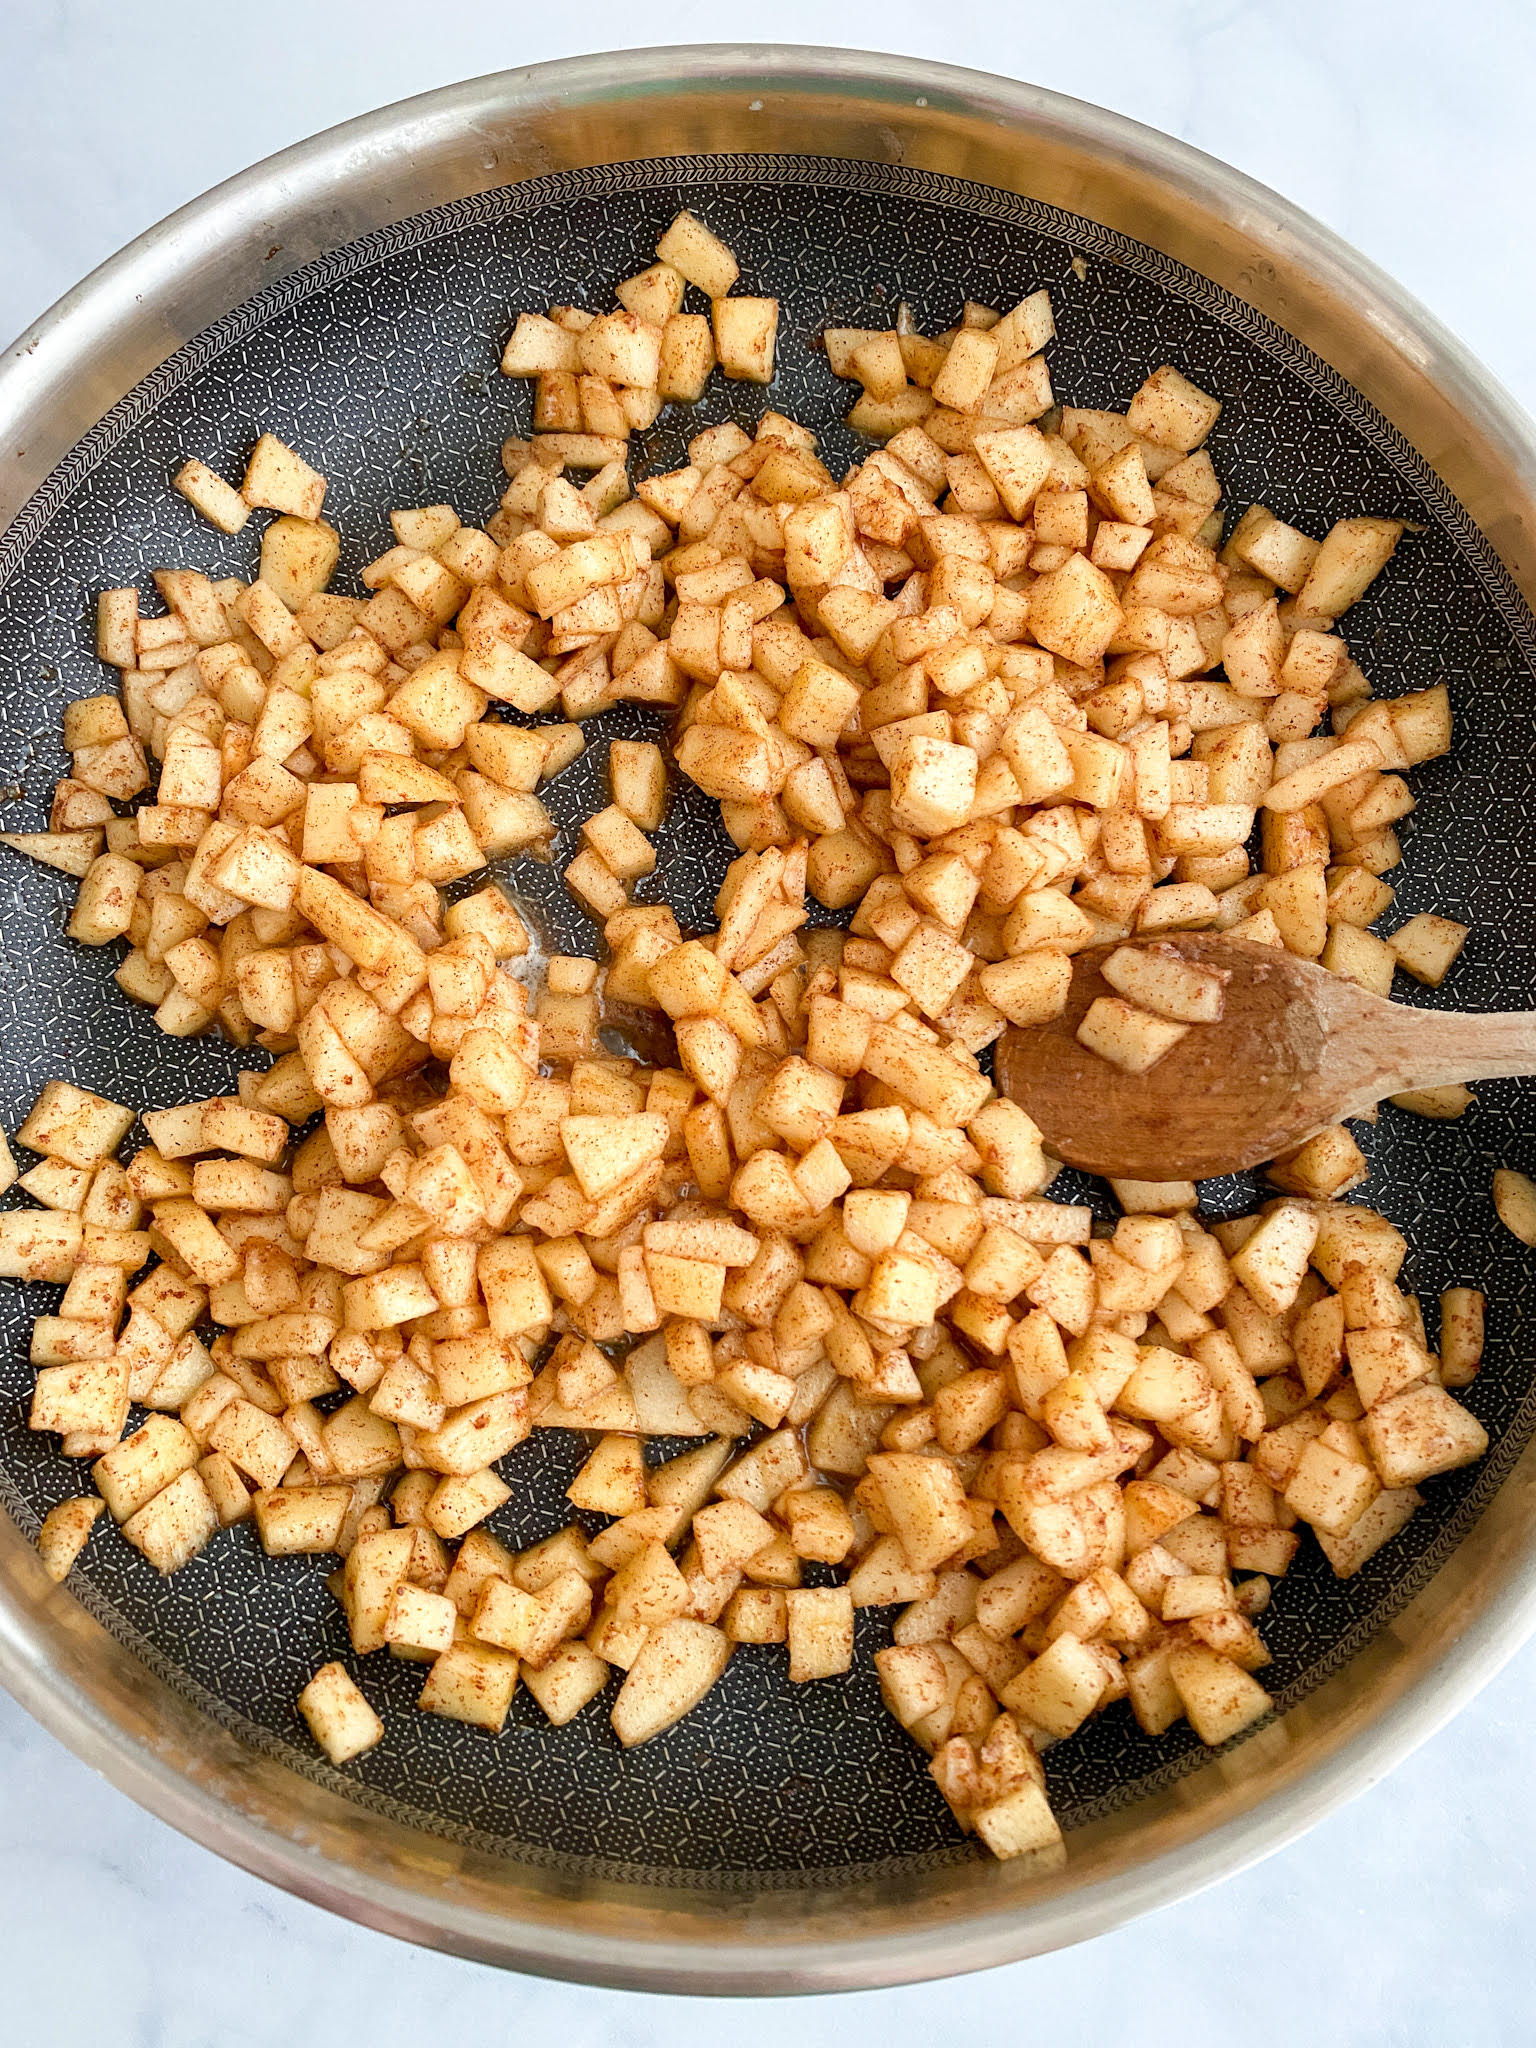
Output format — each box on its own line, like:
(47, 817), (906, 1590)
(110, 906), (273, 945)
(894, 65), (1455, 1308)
(1, 154), (1534, 1890)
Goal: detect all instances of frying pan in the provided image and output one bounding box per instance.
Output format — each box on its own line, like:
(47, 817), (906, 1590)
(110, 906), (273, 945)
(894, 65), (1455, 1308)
(2, 45), (1536, 1993)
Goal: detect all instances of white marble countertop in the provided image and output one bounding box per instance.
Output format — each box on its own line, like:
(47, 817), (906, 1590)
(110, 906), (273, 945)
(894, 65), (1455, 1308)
(3, 3), (1534, 2041)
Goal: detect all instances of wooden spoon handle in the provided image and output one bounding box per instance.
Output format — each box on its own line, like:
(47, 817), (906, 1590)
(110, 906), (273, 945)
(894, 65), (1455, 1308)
(1380, 1004), (1536, 1091)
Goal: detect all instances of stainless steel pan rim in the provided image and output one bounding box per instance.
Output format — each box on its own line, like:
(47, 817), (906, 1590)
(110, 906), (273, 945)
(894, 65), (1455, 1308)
(4, 43), (1536, 1995)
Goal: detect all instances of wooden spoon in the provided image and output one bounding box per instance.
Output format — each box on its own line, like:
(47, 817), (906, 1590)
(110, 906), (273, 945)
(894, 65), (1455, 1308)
(993, 932), (1536, 1183)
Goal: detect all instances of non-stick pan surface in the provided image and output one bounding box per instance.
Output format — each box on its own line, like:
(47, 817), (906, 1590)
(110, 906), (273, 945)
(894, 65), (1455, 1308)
(1, 151), (1533, 1889)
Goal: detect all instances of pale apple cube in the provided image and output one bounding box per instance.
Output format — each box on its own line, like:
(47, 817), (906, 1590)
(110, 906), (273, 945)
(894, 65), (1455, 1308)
(298, 1661), (385, 1764)
(1076, 995), (1189, 1073)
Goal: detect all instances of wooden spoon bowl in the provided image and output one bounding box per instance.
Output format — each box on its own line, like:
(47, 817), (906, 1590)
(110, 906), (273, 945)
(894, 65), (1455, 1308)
(993, 932), (1536, 1183)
